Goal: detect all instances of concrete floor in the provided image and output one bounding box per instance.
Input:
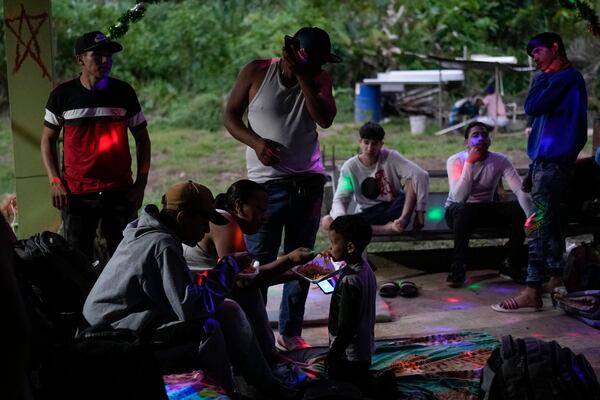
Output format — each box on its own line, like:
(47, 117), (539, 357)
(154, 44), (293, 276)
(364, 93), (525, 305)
(294, 252), (600, 376)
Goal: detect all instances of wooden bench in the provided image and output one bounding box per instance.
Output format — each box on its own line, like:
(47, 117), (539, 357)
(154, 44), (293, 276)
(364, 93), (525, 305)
(369, 191), (600, 244)
(322, 164), (599, 244)
(370, 191), (514, 243)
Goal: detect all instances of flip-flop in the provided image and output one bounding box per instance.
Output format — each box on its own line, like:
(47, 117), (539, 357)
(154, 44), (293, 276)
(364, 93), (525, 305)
(399, 281), (418, 298)
(379, 282), (400, 298)
(491, 297), (543, 313)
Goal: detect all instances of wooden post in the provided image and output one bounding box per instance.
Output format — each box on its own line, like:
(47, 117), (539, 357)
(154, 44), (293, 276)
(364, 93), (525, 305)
(593, 117), (600, 156)
(3, 0), (59, 238)
(438, 63), (443, 128)
(493, 65), (499, 135)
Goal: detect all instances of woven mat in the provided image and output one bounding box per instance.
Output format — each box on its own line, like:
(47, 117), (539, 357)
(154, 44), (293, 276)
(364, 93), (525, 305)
(164, 331), (498, 400)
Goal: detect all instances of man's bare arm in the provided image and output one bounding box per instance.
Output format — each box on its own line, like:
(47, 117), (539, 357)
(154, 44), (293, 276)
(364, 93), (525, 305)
(129, 127), (151, 209)
(296, 70), (336, 128)
(223, 60), (280, 166)
(281, 49), (337, 128)
(40, 126), (68, 209)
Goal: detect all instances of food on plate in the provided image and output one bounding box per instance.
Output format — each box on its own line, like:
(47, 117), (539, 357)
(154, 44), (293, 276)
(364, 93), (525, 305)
(315, 250), (331, 260)
(296, 263), (331, 280)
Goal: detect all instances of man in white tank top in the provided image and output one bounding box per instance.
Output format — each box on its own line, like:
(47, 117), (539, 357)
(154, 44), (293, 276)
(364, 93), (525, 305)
(224, 27), (340, 351)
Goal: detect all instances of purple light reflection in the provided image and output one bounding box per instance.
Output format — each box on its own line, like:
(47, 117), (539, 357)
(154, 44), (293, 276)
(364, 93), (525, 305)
(490, 287), (518, 294)
(443, 302), (475, 311)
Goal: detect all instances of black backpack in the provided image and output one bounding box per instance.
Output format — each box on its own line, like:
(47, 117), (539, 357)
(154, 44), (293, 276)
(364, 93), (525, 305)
(479, 335), (600, 400)
(13, 231), (98, 350)
(12, 232), (168, 399)
(13, 231), (99, 397)
(39, 325), (168, 400)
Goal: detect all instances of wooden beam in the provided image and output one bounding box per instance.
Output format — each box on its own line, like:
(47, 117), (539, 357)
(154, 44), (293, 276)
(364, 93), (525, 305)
(4, 0), (59, 237)
(434, 117), (477, 136)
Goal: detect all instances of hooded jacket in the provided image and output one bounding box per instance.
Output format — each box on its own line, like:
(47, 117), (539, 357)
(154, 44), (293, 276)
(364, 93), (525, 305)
(525, 67), (587, 164)
(83, 204), (240, 334)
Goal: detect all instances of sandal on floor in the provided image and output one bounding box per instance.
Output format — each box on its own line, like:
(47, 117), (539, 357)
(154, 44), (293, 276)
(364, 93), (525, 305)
(399, 281), (418, 298)
(491, 297), (543, 313)
(379, 282), (400, 298)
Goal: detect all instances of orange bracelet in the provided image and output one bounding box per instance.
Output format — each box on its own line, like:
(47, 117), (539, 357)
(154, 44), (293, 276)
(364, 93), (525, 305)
(50, 176), (61, 185)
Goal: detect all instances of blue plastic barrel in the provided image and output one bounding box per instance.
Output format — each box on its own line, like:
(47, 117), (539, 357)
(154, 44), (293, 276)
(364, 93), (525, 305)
(354, 83), (381, 123)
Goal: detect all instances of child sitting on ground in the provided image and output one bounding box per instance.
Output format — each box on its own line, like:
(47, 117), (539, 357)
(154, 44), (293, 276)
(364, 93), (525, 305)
(326, 215), (376, 382)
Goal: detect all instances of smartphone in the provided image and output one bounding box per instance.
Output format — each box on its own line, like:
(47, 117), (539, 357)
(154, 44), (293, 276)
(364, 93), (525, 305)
(284, 35), (309, 64)
(317, 277), (336, 295)
(284, 35), (300, 54)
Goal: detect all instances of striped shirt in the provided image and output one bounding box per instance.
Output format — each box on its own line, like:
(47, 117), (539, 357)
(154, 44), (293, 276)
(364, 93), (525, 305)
(44, 77), (147, 194)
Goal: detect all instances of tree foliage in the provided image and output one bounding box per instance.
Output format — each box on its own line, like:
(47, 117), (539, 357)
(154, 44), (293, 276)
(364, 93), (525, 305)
(0, 0), (594, 129)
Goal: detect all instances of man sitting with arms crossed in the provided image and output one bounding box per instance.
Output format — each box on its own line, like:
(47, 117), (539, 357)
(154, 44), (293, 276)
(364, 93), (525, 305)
(322, 121), (429, 235)
(445, 122), (533, 287)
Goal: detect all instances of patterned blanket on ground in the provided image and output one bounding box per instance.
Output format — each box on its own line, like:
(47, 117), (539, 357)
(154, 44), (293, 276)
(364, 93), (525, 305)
(163, 331), (498, 400)
(555, 289), (600, 328)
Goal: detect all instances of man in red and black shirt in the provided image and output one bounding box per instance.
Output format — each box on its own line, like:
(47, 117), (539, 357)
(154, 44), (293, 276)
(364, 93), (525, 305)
(41, 31), (151, 263)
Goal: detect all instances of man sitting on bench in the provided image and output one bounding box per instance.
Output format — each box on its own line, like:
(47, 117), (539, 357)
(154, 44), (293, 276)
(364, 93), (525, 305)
(445, 122), (534, 287)
(321, 121), (429, 235)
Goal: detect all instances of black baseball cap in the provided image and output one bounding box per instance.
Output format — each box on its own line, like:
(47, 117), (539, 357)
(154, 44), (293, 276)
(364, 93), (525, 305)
(293, 27), (341, 64)
(74, 31), (123, 55)
(526, 32), (565, 57)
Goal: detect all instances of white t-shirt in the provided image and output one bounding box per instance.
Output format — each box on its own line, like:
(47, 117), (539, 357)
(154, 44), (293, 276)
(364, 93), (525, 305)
(331, 148), (429, 218)
(445, 150), (533, 216)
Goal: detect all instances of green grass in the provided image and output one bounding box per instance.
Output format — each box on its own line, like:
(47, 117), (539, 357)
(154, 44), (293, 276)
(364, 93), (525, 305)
(142, 125), (247, 205)
(320, 119), (535, 162)
(0, 115), (594, 220)
(0, 116), (15, 196)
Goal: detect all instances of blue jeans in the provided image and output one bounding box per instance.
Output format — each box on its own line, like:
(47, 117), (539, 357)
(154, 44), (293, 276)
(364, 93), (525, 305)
(230, 286), (277, 363)
(356, 192), (406, 225)
(526, 161), (570, 287)
(153, 299), (276, 395)
(245, 174), (325, 337)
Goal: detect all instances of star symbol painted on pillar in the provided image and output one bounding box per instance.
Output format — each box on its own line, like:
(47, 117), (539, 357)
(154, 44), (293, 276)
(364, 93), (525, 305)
(4, 3), (51, 80)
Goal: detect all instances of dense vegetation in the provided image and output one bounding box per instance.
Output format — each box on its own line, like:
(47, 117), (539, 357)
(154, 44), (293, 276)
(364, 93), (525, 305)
(1, 1), (598, 242)
(0, 0), (595, 130)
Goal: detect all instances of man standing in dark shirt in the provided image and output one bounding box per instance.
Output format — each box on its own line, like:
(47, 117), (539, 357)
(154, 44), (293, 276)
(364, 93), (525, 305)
(41, 31), (151, 263)
(493, 32), (587, 312)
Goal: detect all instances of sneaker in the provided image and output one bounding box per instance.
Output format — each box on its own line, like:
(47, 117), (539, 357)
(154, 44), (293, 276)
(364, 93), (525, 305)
(446, 265), (466, 288)
(276, 335), (311, 352)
